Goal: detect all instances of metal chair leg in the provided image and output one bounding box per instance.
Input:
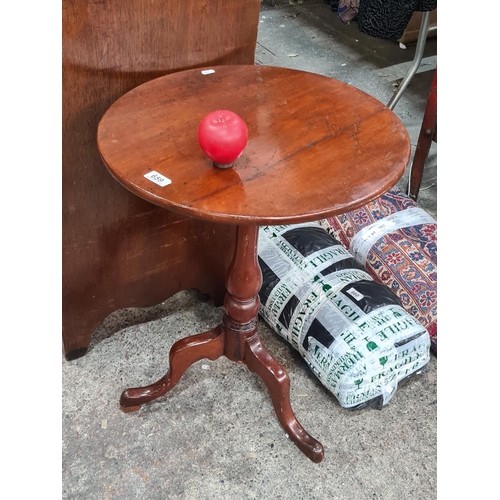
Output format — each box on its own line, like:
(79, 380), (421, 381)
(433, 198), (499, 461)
(387, 11), (431, 110)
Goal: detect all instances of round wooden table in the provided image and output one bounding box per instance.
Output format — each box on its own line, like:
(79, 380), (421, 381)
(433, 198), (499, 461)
(97, 65), (410, 463)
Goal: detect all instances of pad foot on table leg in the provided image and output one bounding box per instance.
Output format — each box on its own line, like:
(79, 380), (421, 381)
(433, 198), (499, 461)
(120, 325), (225, 412)
(244, 334), (324, 463)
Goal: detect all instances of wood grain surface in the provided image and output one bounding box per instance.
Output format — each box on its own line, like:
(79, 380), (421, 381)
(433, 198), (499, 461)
(62, 0), (261, 359)
(98, 65), (410, 225)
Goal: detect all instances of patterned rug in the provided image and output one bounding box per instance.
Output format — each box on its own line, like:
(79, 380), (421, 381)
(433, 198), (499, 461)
(321, 186), (437, 353)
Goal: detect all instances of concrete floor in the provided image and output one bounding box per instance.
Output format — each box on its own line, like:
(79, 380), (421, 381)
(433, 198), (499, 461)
(62, 2), (437, 498)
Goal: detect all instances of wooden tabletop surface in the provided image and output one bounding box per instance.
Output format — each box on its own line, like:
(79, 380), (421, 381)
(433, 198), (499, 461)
(97, 65), (410, 225)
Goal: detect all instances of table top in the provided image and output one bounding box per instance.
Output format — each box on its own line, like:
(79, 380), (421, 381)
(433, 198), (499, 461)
(97, 65), (410, 225)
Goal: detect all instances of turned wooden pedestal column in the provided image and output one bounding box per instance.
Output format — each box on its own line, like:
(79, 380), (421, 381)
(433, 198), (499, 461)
(119, 225), (324, 462)
(97, 65), (410, 462)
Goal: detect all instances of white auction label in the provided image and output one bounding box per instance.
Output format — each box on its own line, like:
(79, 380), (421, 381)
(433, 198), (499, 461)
(346, 287), (364, 301)
(201, 69), (215, 75)
(144, 171), (172, 187)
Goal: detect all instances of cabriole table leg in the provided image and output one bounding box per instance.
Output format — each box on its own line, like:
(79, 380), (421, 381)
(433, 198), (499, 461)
(223, 225), (324, 463)
(244, 334), (324, 463)
(120, 326), (225, 412)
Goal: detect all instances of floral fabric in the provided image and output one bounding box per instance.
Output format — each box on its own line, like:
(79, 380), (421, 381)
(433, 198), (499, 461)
(321, 186), (437, 353)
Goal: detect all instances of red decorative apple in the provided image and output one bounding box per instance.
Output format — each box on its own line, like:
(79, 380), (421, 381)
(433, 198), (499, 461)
(198, 110), (248, 168)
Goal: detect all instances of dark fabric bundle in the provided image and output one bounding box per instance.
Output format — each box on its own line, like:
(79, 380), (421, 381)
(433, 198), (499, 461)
(258, 223), (431, 410)
(325, 0), (437, 40)
(357, 0), (437, 40)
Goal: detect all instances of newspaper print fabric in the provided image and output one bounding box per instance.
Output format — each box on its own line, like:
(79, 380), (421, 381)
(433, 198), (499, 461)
(257, 223), (431, 410)
(322, 186), (437, 353)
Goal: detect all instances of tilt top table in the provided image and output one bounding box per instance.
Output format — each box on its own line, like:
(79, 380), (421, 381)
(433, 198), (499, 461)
(97, 65), (410, 463)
